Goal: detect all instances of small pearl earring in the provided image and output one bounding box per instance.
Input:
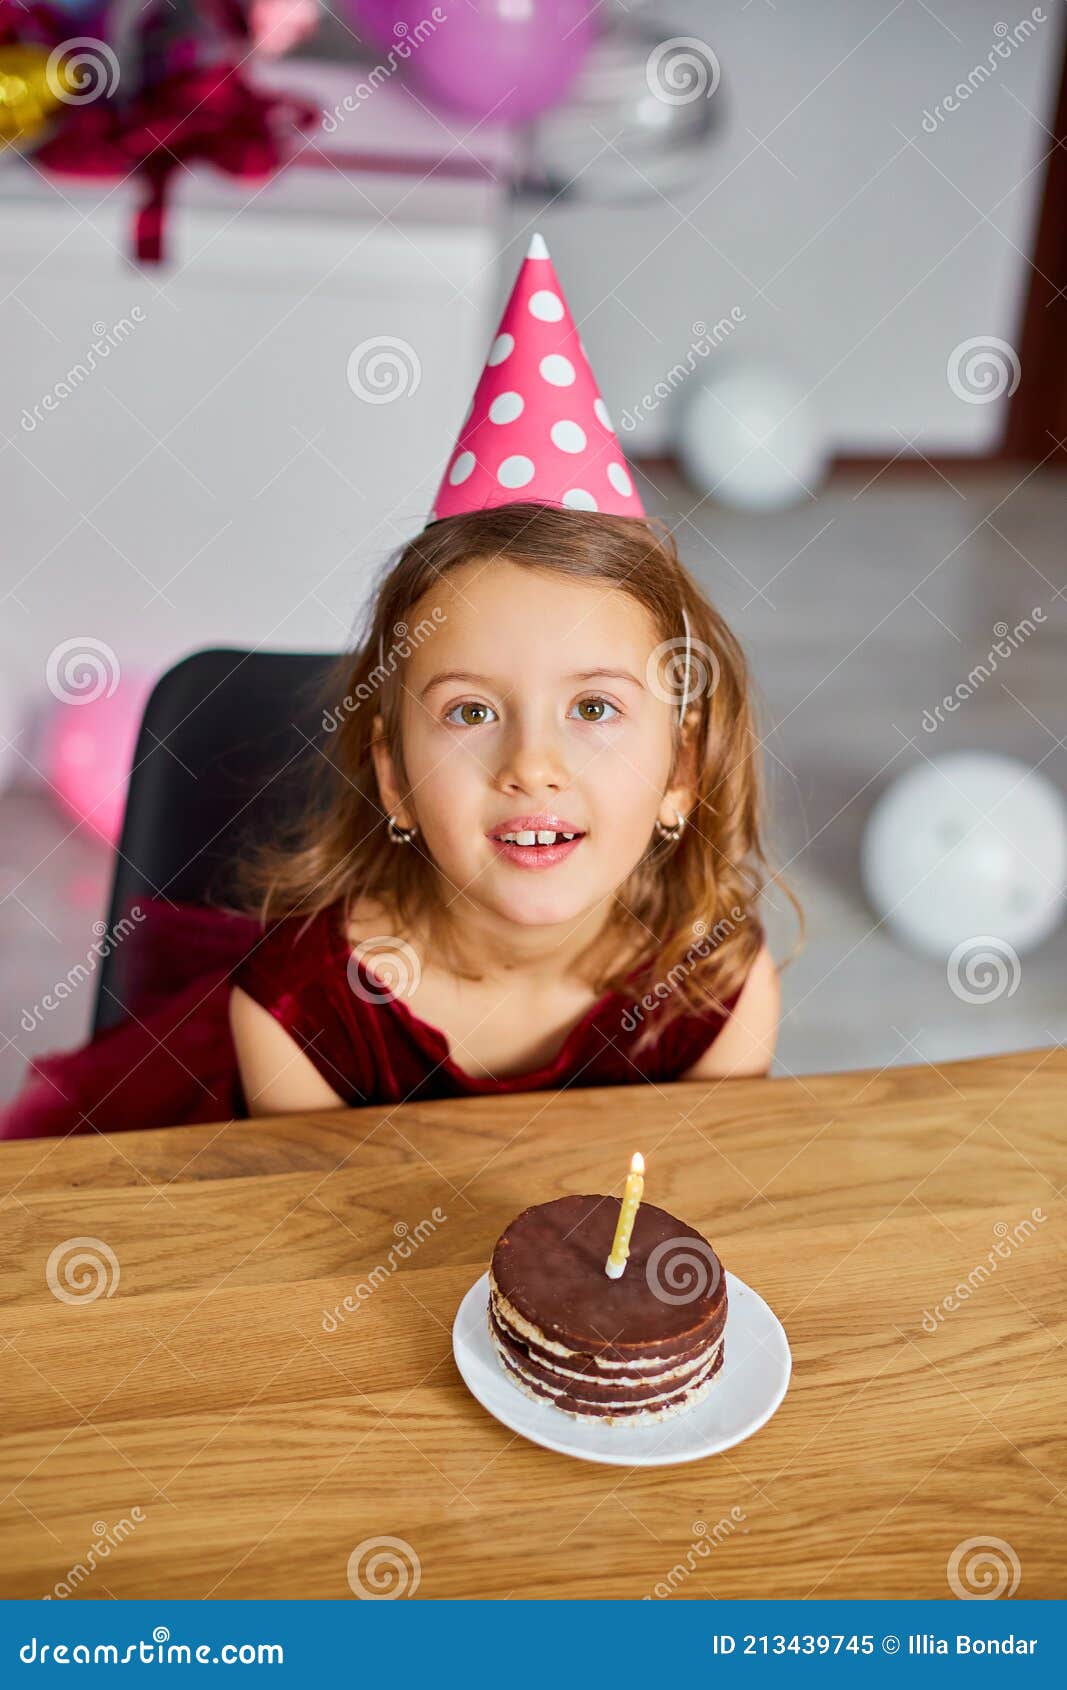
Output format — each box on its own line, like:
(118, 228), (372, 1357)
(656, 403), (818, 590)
(386, 814), (419, 844)
(654, 808), (686, 842)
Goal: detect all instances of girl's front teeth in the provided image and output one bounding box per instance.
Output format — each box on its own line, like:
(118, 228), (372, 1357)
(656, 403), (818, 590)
(499, 830), (579, 845)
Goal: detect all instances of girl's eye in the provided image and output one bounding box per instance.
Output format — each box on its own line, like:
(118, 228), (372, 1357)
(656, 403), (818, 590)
(572, 696), (620, 723)
(444, 701), (498, 727)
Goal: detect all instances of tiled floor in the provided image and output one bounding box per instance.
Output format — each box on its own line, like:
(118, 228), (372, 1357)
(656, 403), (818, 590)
(2, 464), (1065, 1106)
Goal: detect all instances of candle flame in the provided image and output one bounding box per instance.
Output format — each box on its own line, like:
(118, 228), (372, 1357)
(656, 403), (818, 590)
(631, 1151), (645, 1175)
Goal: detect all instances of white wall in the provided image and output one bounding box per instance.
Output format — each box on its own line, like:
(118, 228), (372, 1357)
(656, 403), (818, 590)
(0, 63), (509, 720)
(522, 0), (1065, 457)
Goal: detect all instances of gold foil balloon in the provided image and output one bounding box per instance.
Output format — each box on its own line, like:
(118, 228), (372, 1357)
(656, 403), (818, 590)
(0, 43), (65, 149)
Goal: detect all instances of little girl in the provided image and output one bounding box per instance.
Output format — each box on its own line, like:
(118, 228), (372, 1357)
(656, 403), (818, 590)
(229, 498), (780, 1116)
(1, 235), (783, 1138)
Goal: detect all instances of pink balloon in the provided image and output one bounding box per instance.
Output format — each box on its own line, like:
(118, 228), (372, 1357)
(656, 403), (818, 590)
(43, 673), (154, 848)
(402, 1), (597, 124)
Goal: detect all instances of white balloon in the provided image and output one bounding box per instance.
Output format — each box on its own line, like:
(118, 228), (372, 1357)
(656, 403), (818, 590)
(678, 366), (828, 511)
(861, 752), (1067, 958)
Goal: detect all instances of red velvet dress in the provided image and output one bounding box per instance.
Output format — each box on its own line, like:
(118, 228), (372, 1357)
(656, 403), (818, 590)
(1, 901), (751, 1140)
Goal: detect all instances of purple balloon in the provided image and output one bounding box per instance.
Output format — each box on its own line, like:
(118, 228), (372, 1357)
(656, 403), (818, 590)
(402, 1), (597, 125)
(351, 0), (403, 52)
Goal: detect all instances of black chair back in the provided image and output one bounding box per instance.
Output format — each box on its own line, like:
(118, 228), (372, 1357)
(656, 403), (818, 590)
(94, 648), (335, 1034)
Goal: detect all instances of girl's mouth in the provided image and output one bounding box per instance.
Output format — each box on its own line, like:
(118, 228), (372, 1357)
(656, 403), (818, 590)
(488, 828), (587, 871)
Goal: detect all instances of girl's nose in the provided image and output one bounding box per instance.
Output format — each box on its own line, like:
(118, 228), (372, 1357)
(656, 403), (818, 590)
(494, 728), (570, 795)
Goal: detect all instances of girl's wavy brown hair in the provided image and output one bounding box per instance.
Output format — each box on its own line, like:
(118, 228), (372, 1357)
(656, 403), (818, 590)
(242, 500), (796, 1056)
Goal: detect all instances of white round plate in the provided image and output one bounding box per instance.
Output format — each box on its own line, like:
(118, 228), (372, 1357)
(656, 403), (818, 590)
(452, 1269), (791, 1467)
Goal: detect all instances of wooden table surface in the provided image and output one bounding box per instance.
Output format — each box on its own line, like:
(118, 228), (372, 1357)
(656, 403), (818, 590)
(1, 1048), (1064, 1600)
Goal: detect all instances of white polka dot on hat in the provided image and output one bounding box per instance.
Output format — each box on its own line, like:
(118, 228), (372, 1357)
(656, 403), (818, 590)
(489, 392), (524, 424)
(529, 290), (564, 323)
(540, 354), (575, 387)
(551, 420), (587, 454)
(498, 455), (535, 488)
(487, 333), (514, 366)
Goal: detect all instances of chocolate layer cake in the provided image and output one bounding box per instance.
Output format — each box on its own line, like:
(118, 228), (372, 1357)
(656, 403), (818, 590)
(489, 1194), (727, 1424)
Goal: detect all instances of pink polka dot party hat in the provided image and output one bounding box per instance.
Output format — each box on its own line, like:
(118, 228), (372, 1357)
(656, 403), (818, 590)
(431, 232), (646, 522)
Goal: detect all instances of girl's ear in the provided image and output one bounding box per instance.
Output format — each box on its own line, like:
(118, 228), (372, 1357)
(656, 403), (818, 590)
(660, 710), (701, 829)
(673, 705), (702, 797)
(370, 712), (405, 823)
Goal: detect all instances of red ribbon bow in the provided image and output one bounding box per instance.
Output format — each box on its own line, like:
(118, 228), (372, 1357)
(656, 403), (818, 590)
(35, 60), (319, 263)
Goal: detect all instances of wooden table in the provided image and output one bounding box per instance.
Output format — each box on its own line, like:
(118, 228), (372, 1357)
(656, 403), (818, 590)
(1, 1049), (1064, 1600)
